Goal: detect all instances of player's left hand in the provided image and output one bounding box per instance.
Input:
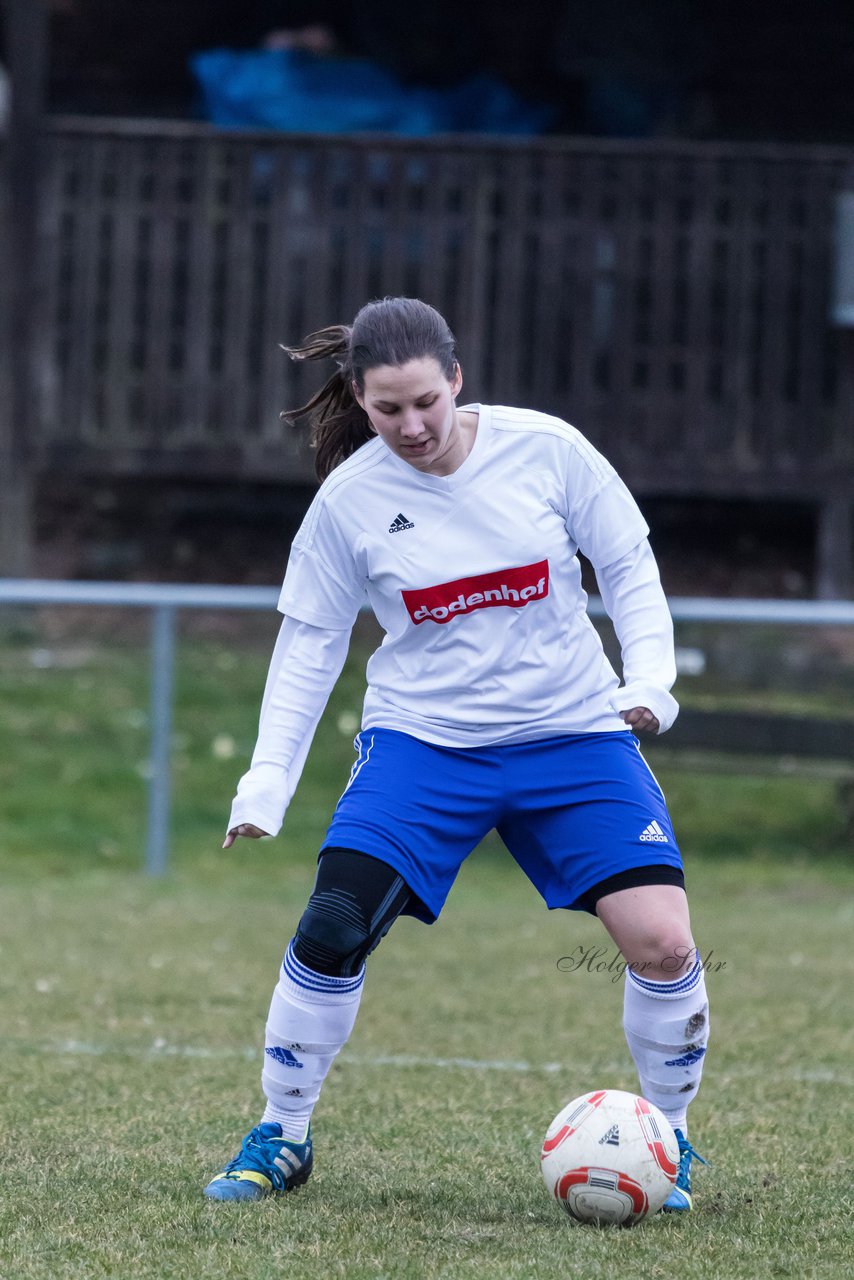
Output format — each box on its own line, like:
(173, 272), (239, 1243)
(620, 706), (660, 734)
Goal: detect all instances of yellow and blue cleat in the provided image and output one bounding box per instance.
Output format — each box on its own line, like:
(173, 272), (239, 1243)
(204, 1122), (313, 1201)
(662, 1128), (707, 1212)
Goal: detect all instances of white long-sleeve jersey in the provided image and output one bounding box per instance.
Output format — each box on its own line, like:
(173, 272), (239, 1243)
(229, 404), (679, 836)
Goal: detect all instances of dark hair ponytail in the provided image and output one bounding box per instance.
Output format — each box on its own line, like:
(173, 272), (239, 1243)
(282, 298), (458, 481)
(281, 324), (374, 483)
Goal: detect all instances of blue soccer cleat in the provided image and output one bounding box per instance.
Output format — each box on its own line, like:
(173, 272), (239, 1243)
(662, 1127), (707, 1212)
(203, 1122), (313, 1201)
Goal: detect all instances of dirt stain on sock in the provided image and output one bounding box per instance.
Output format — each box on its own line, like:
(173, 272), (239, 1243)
(684, 1010), (706, 1038)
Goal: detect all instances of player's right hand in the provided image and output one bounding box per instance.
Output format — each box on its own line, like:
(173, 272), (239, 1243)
(222, 823), (269, 849)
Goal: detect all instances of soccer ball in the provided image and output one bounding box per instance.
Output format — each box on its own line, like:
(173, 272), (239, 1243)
(540, 1089), (679, 1226)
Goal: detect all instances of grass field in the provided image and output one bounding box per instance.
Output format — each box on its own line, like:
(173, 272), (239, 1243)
(1, 618), (853, 1278)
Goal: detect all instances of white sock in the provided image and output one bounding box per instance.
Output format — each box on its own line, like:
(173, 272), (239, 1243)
(260, 941), (364, 1141)
(622, 950), (710, 1134)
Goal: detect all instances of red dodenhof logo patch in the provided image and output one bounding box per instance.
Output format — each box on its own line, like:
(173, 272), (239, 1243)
(402, 559), (550, 625)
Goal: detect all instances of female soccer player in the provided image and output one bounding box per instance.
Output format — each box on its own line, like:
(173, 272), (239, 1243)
(203, 297), (709, 1210)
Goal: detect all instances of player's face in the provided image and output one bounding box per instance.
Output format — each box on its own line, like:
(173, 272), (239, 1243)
(356, 357), (465, 476)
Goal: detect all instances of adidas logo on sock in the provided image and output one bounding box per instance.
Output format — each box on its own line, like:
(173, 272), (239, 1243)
(389, 512), (415, 533)
(265, 1046), (304, 1068)
(664, 1047), (707, 1067)
(598, 1124), (620, 1147)
(639, 819), (669, 843)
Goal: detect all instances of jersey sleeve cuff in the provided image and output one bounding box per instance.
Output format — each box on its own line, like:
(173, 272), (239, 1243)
(614, 681), (680, 735)
(226, 801), (286, 840)
(228, 766), (290, 838)
(275, 595), (359, 629)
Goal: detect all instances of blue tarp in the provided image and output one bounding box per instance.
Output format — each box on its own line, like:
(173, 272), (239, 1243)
(191, 48), (555, 136)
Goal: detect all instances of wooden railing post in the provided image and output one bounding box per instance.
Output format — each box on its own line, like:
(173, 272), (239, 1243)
(822, 171), (854, 599)
(0, 0), (48, 576)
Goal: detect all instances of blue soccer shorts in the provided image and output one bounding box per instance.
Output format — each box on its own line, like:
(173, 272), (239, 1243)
(320, 728), (683, 923)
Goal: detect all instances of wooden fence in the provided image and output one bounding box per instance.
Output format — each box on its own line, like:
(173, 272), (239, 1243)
(14, 118), (854, 585)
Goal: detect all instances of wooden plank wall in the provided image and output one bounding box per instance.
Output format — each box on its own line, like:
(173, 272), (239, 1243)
(29, 120), (854, 510)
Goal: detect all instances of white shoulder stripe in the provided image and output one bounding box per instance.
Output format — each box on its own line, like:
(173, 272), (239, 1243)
(321, 439), (389, 494)
(487, 406), (613, 480)
(300, 440), (390, 543)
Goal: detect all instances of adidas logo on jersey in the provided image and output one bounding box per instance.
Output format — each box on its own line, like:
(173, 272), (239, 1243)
(402, 559), (550, 625)
(389, 512), (415, 532)
(639, 820), (669, 843)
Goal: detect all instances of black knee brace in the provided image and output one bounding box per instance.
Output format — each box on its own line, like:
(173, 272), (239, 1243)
(292, 847), (413, 977)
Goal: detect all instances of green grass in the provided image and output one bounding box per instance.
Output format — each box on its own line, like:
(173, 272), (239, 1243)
(2, 855), (853, 1279)
(1, 620), (853, 1277)
(0, 617), (850, 870)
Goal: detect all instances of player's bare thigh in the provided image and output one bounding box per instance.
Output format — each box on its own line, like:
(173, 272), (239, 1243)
(595, 884), (695, 982)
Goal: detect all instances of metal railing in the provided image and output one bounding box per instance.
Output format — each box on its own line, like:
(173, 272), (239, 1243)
(2, 578), (853, 875)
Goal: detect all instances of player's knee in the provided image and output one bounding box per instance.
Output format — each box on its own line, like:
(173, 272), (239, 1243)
(292, 898), (371, 978)
(627, 931), (696, 980)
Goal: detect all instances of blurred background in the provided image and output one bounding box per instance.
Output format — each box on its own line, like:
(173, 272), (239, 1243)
(0, 13), (852, 1275)
(0, 2), (852, 870)
(1, 0), (853, 595)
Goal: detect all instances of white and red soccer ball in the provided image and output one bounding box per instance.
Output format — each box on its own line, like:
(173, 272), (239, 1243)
(541, 1089), (679, 1226)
